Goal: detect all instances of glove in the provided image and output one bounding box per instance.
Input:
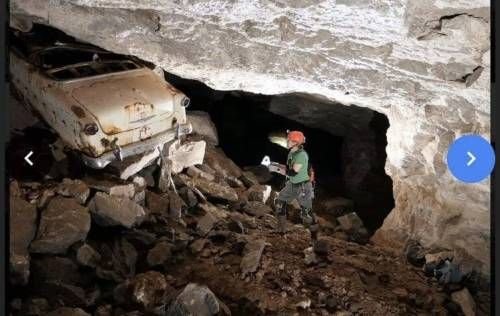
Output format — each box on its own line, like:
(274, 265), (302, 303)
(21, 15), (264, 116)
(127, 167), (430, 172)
(286, 167), (298, 176)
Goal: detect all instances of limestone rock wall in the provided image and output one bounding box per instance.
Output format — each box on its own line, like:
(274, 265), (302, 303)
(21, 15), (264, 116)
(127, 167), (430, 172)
(10, 0), (491, 273)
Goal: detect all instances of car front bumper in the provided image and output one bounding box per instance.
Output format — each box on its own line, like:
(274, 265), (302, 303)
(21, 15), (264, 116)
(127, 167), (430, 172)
(81, 123), (193, 169)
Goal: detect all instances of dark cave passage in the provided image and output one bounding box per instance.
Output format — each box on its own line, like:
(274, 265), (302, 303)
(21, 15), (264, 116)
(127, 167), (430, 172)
(165, 73), (395, 232)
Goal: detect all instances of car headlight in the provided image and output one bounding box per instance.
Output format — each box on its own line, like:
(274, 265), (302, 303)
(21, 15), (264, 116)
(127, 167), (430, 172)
(181, 96), (190, 108)
(83, 123), (99, 135)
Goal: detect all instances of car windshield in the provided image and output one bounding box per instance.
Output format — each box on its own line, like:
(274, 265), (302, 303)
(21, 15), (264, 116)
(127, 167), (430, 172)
(36, 47), (127, 69)
(46, 60), (141, 81)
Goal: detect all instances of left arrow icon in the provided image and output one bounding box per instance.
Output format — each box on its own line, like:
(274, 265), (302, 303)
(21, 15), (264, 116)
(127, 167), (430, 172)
(24, 151), (34, 166)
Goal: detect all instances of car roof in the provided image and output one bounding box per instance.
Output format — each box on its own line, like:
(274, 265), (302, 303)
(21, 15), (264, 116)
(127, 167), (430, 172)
(10, 24), (117, 58)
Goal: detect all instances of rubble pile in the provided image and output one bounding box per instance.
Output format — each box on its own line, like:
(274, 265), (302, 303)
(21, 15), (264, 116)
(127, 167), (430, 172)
(9, 121), (490, 315)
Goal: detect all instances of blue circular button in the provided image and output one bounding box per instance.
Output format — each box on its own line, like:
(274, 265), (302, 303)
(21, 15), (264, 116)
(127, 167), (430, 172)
(446, 135), (495, 183)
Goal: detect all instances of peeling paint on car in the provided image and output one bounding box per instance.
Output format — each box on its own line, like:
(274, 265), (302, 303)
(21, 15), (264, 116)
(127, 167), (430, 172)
(71, 105), (86, 118)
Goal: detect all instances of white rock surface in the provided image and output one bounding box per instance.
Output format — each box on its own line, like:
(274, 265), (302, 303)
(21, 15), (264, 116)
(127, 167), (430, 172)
(11, 0), (491, 273)
(89, 192), (146, 228)
(187, 111), (219, 145)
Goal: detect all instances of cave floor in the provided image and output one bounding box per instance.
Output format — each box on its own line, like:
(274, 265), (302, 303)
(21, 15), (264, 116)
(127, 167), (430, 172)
(164, 218), (490, 315)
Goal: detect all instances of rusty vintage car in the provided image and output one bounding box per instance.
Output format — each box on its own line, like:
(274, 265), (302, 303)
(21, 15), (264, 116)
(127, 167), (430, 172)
(9, 26), (192, 169)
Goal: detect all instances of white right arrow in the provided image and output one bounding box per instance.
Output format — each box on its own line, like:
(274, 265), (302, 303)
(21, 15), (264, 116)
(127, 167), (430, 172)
(24, 151), (34, 166)
(467, 151), (476, 166)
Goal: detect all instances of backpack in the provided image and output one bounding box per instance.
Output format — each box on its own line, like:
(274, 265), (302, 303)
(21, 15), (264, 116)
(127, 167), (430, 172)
(308, 165), (315, 185)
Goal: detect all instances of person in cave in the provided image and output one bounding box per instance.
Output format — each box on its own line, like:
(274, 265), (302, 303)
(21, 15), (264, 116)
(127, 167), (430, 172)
(274, 130), (319, 245)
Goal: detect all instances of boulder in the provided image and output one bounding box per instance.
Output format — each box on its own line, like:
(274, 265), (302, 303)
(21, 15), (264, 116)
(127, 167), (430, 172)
(76, 244), (102, 268)
(133, 176), (147, 191)
(204, 146), (242, 179)
(46, 307), (91, 316)
(313, 239), (329, 256)
(110, 148), (161, 180)
(451, 288), (476, 316)
(109, 184), (136, 199)
(187, 111), (219, 145)
(31, 256), (83, 287)
(42, 282), (89, 307)
(227, 218), (246, 234)
(190, 239), (208, 254)
(198, 203), (228, 218)
(180, 174), (238, 202)
(146, 190), (169, 214)
(246, 184), (272, 203)
(166, 283), (222, 316)
(113, 237), (138, 278)
(10, 179), (22, 197)
(315, 215), (336, 232)
(96, 267), (124, 283)
(169, 190), (187, 219)
(242, 201), (272, 218)
(197, 164), (217, 176)
(125, 229), (158, 247)
(179, 187), (198, 208)
(242, 166), (272, 184)
(229, 212), (256, 230)
(85, 176), (135, 198)
(9, 196), (37, 285)
(30, 197), (90, 254)
(30, 256), (94, 307)
(138, 164), (157, 187)
(316, 197), (354, 216)
(197, 213), (218, 236)
(337, 212), (364, 232)
(239, 171), (260, 187)
(89, 192), (146, 228)
(37, 188), (56, 209)
(240, 239), (267, 277)
(226, 176), (245, 188)
(167, 140), (207, 174)
(116, 271), (168, 310)
(56, 178), (90, 205)
(187, 166), (215, 182)
(147, 241), (173, 267)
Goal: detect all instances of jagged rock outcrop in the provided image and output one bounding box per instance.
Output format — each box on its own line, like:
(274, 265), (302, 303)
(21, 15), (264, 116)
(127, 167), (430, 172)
(10, 0), (491, 273)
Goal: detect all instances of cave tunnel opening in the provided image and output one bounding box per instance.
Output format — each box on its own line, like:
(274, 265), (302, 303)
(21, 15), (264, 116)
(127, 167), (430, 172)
(165, 72), (395, 232)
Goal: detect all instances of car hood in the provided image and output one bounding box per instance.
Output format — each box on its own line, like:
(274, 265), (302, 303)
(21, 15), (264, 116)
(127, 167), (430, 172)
(70, 69), (176, 135)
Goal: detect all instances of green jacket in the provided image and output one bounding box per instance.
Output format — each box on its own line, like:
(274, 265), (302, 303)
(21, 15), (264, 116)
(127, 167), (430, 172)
(287, 148), (310, 183)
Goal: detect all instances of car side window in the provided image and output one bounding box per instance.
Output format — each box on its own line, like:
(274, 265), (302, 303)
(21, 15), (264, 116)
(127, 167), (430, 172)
(48, 61), (140, 81)
(38, 48), (98, 69)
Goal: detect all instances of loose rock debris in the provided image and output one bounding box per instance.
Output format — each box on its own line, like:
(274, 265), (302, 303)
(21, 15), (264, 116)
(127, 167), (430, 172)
(8, 133), (490, 315)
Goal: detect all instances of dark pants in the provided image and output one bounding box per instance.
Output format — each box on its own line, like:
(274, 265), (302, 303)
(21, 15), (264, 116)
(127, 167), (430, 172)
(276, 181), (318, 236)
(277, 181), (314, 209)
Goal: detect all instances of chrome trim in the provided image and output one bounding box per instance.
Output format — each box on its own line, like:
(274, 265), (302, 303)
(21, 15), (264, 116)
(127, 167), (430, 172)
(81, 123), (192, 169)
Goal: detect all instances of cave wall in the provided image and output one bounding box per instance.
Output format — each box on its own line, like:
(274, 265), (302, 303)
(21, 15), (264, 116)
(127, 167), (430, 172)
(10, 0), (491, 273)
